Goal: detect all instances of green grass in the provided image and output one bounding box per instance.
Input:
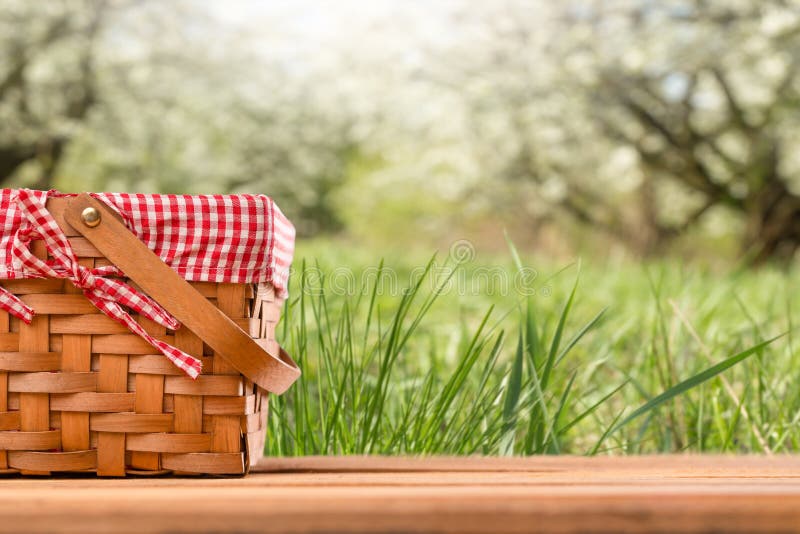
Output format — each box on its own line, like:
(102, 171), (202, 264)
(267, 242), (798, 456)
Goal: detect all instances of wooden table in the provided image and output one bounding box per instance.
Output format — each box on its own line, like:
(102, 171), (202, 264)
(1, 455), (799, 533)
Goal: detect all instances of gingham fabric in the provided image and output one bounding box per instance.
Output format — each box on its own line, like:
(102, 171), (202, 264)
(0, 189), (295, 378)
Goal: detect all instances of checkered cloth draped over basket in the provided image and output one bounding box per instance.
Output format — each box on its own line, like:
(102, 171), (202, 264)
(0, 189), (295, 378)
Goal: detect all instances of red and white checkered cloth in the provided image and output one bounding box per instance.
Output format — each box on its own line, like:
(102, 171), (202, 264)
(0, 189), (295, 378)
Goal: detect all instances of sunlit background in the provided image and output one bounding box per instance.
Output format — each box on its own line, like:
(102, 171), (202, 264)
(5, 1), (800, 455)
(4, 0), (799, 264)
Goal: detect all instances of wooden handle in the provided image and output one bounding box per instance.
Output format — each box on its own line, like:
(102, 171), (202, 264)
(63, 193), (300, 395)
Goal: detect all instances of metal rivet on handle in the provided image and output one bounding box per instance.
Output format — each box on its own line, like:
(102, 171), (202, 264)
(81, 207), (101, 227)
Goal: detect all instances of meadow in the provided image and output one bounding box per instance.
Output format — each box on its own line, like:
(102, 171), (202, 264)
(267, 240), (799, 456)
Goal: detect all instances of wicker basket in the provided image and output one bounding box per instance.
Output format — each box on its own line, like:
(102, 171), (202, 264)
(0, 193), (299, 476)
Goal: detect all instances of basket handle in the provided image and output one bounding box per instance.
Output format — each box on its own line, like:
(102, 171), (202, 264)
(63, 193), (300, 395)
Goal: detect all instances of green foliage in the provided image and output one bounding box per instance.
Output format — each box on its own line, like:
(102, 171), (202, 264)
(267, 244), (794, 455)
(5, 1), (800, 260)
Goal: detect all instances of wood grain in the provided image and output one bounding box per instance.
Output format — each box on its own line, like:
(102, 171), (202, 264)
(0, 455), (798, 532)
(212, 284), (245, 454)
(172, 328), (203, 436)
(0, 310), (8, 469)
(18, 315), (50, 475)
(131, 373), (164, 470)
(96, 354), (128, 476)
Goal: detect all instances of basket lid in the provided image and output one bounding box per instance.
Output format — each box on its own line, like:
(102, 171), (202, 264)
(1, 190), (295, 297)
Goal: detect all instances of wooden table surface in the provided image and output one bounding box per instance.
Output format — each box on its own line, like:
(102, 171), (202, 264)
(1, 455), (800, 533)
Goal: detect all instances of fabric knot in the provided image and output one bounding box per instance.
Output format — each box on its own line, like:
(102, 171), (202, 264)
(73, 265), (97, 291)
(0, 189), (202, 378)
(16, 224), (32, 243)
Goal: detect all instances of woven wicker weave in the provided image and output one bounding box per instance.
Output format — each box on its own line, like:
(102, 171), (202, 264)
(0, 196), (293, 476)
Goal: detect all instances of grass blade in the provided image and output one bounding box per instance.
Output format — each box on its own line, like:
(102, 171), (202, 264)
(606, 335), (784, 440)
(541, 268), (580, 391)
(500, 330), (525, 455)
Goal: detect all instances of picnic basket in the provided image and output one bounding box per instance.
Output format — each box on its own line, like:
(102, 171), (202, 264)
(0, 190), (300, 476)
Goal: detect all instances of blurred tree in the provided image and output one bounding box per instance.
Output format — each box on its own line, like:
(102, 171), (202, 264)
(577, 0), (800, 262)
(0, 0), (107, 188)
(224, 88), (359, 236)
(412, 2), (662, 254)
(6, 0), (798, 259)
(425, 0), (800, 262)
(0, 1), (359, 236)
